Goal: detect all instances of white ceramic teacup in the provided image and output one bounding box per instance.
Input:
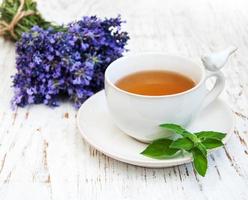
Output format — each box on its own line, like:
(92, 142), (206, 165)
(105, 53), (225, 143)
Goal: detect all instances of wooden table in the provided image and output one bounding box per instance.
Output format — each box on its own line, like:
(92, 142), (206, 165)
(0, 0), (248, 199)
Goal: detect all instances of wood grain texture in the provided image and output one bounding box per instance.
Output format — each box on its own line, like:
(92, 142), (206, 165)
(0, 0), (248, 199)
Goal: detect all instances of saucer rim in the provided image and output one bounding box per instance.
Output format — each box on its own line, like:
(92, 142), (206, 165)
(77, 90), (234, 168)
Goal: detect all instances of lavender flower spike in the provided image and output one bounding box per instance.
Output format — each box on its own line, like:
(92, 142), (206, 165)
(12, 16), (129, 108)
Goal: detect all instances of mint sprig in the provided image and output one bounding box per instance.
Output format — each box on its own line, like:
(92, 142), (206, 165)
(141, 123), (226, 177)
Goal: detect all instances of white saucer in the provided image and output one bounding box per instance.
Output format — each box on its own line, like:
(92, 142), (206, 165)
(77, 90), (234, 168)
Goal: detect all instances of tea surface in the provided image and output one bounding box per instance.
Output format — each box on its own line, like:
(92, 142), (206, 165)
(115, 70), (195, 96)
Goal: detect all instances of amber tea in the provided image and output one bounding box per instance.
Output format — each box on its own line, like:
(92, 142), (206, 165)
(115, 70), (195, 96)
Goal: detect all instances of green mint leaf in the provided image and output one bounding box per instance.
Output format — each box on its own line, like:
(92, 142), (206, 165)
(192, 148), (208, 177)
(195, 131), (226, 141)
(202, 138), (224, 149)
(196, 143), (207, 156)
(141, 138), (180, 159)
(160, 123), (200, 144)
(159, 123), (190, 137)
(170, 138), (194, 151)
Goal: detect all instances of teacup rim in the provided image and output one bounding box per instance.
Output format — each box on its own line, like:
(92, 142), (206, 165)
(105, 52), (206, 98)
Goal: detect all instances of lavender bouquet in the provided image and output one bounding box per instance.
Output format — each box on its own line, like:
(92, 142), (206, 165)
(12, 16), (129, 108)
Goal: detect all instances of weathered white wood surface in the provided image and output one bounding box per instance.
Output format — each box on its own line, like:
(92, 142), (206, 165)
(0, 0), (248, 199)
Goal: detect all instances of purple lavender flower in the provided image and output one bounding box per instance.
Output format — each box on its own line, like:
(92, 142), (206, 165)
(12, 16), (129, 108)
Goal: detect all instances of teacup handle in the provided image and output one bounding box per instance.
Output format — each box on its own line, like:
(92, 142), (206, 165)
(199, 46), (237, 109)
(200, 70), (225, 109)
